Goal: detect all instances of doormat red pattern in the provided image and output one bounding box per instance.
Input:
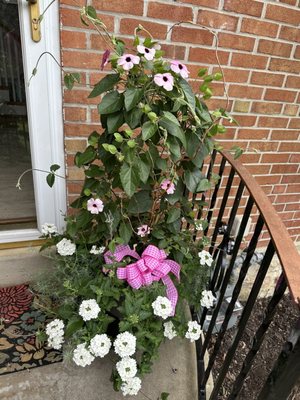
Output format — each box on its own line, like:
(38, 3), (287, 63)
(0, 285), (62, 375)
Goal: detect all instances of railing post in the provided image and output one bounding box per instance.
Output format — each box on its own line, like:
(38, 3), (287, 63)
(257, 317), (300, 400)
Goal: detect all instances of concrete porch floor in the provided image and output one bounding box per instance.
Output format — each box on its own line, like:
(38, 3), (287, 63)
(0, 246), (203, 400)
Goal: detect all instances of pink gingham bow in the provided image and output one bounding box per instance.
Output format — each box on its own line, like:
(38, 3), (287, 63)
(104, 244), (181, 315)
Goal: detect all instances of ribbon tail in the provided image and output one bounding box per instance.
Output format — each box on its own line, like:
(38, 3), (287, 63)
(164, 259), (181, 281)
(162, 275), (178, 316)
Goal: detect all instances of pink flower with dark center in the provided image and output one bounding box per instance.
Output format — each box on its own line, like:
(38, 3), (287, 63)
(170, 61), (190, 79)
(117, 53), (140, 70)
(100, 50), (110, 71)
(154, 73), (174, 91)
(137, 45), (156, 61)
(161, 179), (176, 194)
(137, 225), (151, 237)
(87, 198), (104, 214)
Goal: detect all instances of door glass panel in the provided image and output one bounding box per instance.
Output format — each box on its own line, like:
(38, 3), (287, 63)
(0, 0), (36, 231)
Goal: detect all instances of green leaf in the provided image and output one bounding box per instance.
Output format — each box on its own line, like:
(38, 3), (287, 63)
(88, 131), (100, 146)
(124, 108), (143, 129)
(119, 222), (132, 244)
(107, 111), (124, 133)
(167, 208), (181, 224)
(124, 88), (144, 111)
(166, 136), (181, 161)
(86, 5), (97, 19)
(120, 163), (140, 197)
(98, 90), (123, 114)
(65, 318), (84, 338)
(160, 393), (170, 400)
(50, 164), (60, 172)
(197, 178), (211, 192)
(88, 74), (120, 98)
(179, 78), (196, 110)
(128, 190), (152, 213)
(138, 154), (151, 183)
(46, 173), (55, 187)
(74, 146), (96, 167)
(159, 111), (186, 148)
(184, 169), (203, 193)
(142, 121), (157, 140)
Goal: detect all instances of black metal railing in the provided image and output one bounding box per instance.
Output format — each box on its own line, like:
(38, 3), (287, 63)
(193, 150), (300, 400)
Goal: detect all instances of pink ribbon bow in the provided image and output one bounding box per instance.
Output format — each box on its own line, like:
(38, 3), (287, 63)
(104, 244), (181, 315)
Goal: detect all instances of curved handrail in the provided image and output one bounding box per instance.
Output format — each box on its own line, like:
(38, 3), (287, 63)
(220, 150), (300, 306)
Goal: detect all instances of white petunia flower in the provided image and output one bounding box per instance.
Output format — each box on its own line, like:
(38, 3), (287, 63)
(73, 343), (95, 367)
(45, 319), (64, 336)
(198, 250), (213, 267)
(114, 331), (136, 358)
(200, 290), (216, 309)
(121, 377), (142, 396)
(185, 320), (202, 342)
(163, 321), (177, 340)
(116, 357), (137, 381)
(56, 238), (76, 256)
(41, 223), (58, 236)
(89, 334), (111, 358)
(152, 296), (172, 320)
(90, 245), (106, 255)
(79, 299), (101, 321)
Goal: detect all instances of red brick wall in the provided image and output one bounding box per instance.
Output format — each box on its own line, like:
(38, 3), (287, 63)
(60, 0), (300, 242)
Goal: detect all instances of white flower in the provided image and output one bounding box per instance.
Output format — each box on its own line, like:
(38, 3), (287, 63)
(137, 224), (151, 237)
(163, 321), (177, 340)
(116, 357), (137, 381)
(121, 377), (142, 396)
(45, 319), (64, 337)
(200, 290), (216, 309)
(114, 331), (136, 358)
(185, 320), (202, 342)
(90, 245), (106, 255)
(79, 299), (101, 321)
(137, 44), (155, 61)
(41, 223), (58, 236)
(198, 250), (213, 267)
(56, 238), (76, 256)
(73, 343), (95, 367)
(152, 296), (172, 320)
(47, 335), (64, 350)
(89, 334), (111, 358)
(195, 221), (203, 231)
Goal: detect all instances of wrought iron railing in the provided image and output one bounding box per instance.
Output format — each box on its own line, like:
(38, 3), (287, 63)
(193, 149), (300, 400)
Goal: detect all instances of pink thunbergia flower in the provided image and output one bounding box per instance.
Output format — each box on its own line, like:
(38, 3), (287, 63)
(137, 225), (151, 238)
(87, 198), (104, 214)
(170, 61), (190, 79)
(154, 73), (174, 91)
(117, 54), (140, 70)
(101, 49), (110, 70)
(137, 45), (156, 61)
(161, 179), (176, 194)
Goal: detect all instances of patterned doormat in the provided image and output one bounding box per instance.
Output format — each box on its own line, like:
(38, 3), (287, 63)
(0, 284), (62, 375)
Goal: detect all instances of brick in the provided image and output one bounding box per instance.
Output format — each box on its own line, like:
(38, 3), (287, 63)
(233, 100), (251, 113)
(246, 164), (271, 175)
(218, 33), (255, 52)
(213, 67), (249, 83)
(67, 182), (83, 195)
(256, 175), (281, 185)
(205, 98), (233, 110)
(282, 175), (300, 184)
(272, 184), (287, 194)
(258, 117), (289, 128)
(265, 4), (300, 26)
(251, 72), (284, 87)
(264, 89), (297, 102)
(67, 167), (85, 181)
(189, 48), (230, 64)
(294, 45), (300, 59)
(64, 107), (87, 122)
(283, 104), (299, 116)
(147, 2), (193, 22)
(65, 139), (87, 153)
(290, 154), (300, 163)
(241, 18), (279, 38)
(250, 141), (280, 152)
(269, 58), (300, 74)
(226, 115), (257, 126)
(61, 8), (114, 31)
(258, 40), (292, 58)
(223, 0), (263, 17)
(64, 89), (98, 105)
(171, 26), (214, 46)
(62, 50), (100, 69)
(92, 0), (143, 15)
(61, 30), (87, 49)
(280, 0), (297, 5)
(261, 154), (290, 163)
(251, 102), (282, 115)
(91, 108), (100, 123)
(279, 26), (300, 43)
(276, 194), (300, 204)
(272, 164), (299, 174)
(231, 53), (268, 70)
(161, 44), (186, 60)
(228, 85), (263, 99)
(120, 19), (168, 40)
(271, 130), (299, 140)
(239, 153), (261, 164)
(286, 76), (300, 89)
(288, 118), (300, 129)
(64, 123), (99, 137)
(237, 129), (270, 140)
(179, 0), (219, 7)
(279, 142), (300, 152)
(90, 34), (113, 50)
(197, 10), (238, 32)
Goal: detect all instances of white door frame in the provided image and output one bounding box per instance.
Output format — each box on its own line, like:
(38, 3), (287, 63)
(0, 0), (66, 243)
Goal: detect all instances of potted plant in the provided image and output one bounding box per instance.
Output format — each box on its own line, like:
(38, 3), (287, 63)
(34, 6), (232, 397)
